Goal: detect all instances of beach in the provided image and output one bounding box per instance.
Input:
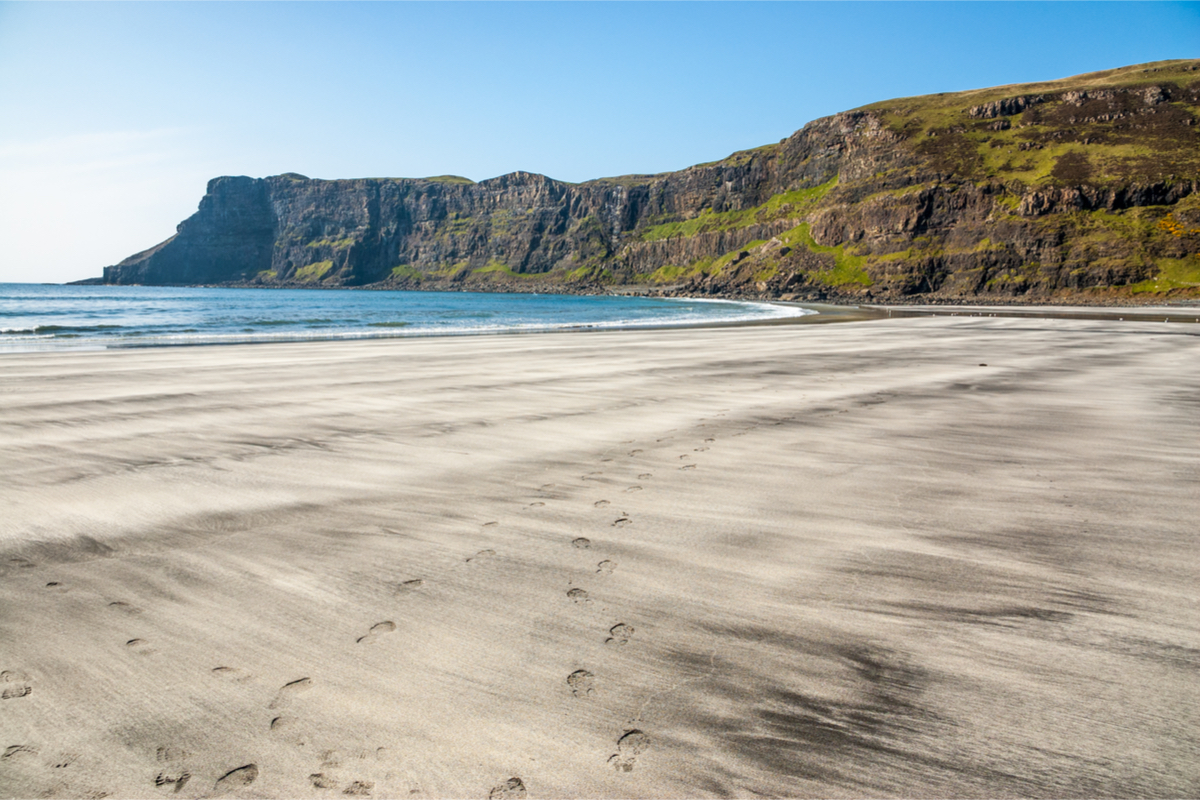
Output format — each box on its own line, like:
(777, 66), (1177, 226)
(2, 312), (1198, 798)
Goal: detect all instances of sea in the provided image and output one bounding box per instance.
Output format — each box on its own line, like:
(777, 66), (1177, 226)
(0, 284), (813, 353)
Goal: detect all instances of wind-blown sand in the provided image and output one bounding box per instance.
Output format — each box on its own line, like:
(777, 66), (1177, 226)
(2, 313), (1198, 799)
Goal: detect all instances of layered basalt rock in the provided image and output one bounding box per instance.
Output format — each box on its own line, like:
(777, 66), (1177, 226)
(104, 59), (1200, 302)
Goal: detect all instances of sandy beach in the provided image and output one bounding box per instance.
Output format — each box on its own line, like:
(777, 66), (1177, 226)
(2, 312), (1198, 799)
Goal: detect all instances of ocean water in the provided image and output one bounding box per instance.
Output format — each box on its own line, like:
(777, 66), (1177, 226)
(0, 284), (813, 352)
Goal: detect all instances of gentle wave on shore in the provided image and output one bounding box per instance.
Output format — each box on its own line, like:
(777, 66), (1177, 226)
(0, 284), (812, 351)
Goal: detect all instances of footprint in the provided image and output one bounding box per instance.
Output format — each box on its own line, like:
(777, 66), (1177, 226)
(567, 588), (590, 604)
(694, 447), (709, 452)
(628, 449), (643, 456)
(45, 581), (68, 591)
(566, 670), (595, 697)
(680, 464), (696, 471)
(624, 486), (641, 493)
(310, 773), (337, 790)
(605, 623), (634, 646)
(593, 500), (610, 508)
(211, 666), (251, 683)
(596, 560), (616, 575)
(269, 716), (293, 732)
(396, 579), (424, 593)
(482, 521), (499, 528)
(109, 601), (143, 615)
(125, 638), (156, 655)
(600, 458), (613, 463)
(1, 670), (32, 700)
(608, 730), (648, 773)
(466, 549), (496, 563)
(705, 438), (715, 443)
(154, 772), (191, 793)
(527, 502), (545, 508)
(156, 746), (188, 763)
(357, 621), (396, 644)
(269, 677), (313, 709)
(343, 780), (373, 796)
(612, 517), (631, 527)
(53, 752), (80, 769)
(488, 777), (527, 800)
(214, 764), (258, 792)
(572, 538), (591, 549)
(582, 472), (603, 481)
(8, 557), (35, 569)
(3, 745), (38, 760)
(678, 454), (690, 460)
(638, 473), (652, 480)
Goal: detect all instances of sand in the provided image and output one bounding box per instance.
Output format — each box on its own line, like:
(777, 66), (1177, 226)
(1, 313), (1198, 799)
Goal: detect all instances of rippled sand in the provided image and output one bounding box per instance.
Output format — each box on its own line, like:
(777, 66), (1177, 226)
(1, 313), (1198, 798)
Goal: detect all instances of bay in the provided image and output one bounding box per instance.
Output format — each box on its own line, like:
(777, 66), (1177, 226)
(0, 284), (812, 352)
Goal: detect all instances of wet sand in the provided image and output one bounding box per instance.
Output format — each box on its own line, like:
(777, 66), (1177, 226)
(1, 314), (1198, 798)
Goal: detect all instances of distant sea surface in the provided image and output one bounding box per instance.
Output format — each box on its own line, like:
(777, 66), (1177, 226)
(0, 284), (813, 352)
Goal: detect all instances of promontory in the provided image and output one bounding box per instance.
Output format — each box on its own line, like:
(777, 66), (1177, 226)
(102, 60), (1200, 303)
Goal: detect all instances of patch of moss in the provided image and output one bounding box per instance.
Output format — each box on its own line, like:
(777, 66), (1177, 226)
(985, 270), (1033, 289)
(390, 264), (423, 281)
(1128, 256), (1200, 293)
(994, 193), (1021, 212)
(422, 175), (475, 184)
(306, 236), (356, 249)
(586, 174), (666, 188)
(431, 261), (471, 279)
(712, 241), (767, 272)
(566, 264), (614, 283)
(472, 260), (538, 279)
(294, 261), (333, 282)
(641, 264), (688, 284)
(437, 212), (480, 238)
(695, 143), (780, 169)
(488, 209), (516, 235)
(256, 270), (277, 280)
(752, 264), (779, 282)
(779, 224), (873, 286)
(638, 178), (837, 241)
(635, 261), (723, 284)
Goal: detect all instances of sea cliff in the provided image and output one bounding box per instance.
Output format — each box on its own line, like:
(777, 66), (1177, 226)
(105, 60), (1200, 302)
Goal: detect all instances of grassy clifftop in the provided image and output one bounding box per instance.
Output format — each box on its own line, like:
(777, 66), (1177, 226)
(863, 60), (1199, 186)
(611, 59), (1200, 302)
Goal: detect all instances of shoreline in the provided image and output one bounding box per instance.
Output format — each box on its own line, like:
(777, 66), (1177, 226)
(9, 282), (1200, 356)
(859, 302), (1200, 324)
(64, 277), (1200, 308)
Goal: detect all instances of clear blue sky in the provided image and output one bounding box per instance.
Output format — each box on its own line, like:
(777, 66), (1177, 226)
(1, 1), (1197, 283)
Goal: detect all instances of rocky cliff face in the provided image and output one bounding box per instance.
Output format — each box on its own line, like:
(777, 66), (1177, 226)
(105, 60), (1200, 302)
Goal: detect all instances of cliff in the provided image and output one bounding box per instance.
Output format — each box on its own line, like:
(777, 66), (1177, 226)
(105, 60), (1200, 302)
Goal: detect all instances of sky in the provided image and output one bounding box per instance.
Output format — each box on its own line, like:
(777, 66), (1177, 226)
(1, 2), (1198, 284)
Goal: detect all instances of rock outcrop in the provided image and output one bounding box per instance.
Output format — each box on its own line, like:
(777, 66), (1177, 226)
(105, 59), (1200, 302)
